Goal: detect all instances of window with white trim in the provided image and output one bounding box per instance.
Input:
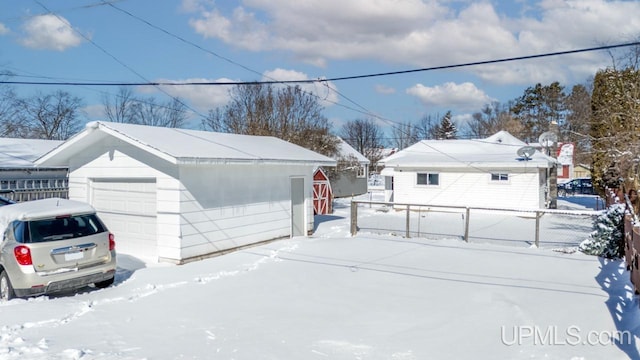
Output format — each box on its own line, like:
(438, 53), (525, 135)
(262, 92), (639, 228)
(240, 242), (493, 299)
(491, 173), (509, 182)
(417, 173), (439, 186)
(357, 165), (367, 178)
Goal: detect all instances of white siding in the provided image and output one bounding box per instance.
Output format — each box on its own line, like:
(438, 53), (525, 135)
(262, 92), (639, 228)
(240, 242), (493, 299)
(66, 136), (317, 263)
(177, 163), (314, 260)
(67, 138), (181, 262)
(392, 168), (542, 209)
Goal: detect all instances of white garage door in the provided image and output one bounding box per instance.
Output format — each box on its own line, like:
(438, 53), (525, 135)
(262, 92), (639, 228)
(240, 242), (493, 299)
(90, 178), (157, 260)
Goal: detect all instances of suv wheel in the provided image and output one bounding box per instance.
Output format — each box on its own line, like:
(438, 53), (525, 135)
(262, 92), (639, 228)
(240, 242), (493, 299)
(0, 270), (15, 301)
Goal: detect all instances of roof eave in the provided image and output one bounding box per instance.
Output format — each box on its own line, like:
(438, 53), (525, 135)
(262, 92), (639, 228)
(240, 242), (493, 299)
(176, 158), (337, 166)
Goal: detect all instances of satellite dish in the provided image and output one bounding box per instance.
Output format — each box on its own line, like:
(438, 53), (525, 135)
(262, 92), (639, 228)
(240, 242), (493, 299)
(538, 131), (558, 148)
(517, 146), (536, 160)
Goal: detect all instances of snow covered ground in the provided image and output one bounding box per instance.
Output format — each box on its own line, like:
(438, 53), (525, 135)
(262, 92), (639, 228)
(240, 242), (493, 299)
(1, 194), (639, 360)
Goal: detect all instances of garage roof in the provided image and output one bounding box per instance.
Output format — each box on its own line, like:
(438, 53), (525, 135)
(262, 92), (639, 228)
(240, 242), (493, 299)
(0, 138), (63, 168)
(36, 121), (337, 166)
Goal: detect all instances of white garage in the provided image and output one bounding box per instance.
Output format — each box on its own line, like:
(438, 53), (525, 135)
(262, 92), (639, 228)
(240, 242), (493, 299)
(90, 178), (158, 261)
(35, 121), (336, 264)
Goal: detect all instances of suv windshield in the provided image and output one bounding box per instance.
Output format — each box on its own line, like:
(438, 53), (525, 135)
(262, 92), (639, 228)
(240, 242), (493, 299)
(12, 214), (107, 243)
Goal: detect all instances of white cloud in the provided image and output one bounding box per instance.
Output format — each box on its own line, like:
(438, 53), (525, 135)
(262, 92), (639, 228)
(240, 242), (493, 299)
(375, 84), (396, 95)
(150, 78), (236, 111)
(0, 23), (9, 35)
(143, 71), (337, 114)
(185, 0), (640, 85)
(19, 14), (83, 51)
(262, 68), (339, 106)
(406, 82), (494, 111)
(83, 104), (105, 121)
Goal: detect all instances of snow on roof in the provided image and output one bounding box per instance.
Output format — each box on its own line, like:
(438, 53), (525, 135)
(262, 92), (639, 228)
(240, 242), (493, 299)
(379, 131), (557, 169)
(335, 137), (370, 164)
(37, 121), (337, 167)
(0, 138), (63, 168)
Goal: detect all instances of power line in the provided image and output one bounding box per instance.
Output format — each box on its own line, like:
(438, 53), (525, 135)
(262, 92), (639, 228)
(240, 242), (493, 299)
(32, 0), (206, 119)
(101, 0), (266, 80)
(3, 41), (638, 87)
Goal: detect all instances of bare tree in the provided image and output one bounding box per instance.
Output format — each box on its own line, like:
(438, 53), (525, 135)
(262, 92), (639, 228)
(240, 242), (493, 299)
(415, 114), (439, 140)
(0, 85), (22, 137)
(607, 37), (640, 71)
(202, 83), (338, 157)
(160, 97), (188, 128)
(390, 121), (418, 150)
(103, 87), (188, 128)
(103, 87), (136, 123)
(340, 117), (385, 167)
(13, 90), (84, 140)
(463, 102), (522, 139)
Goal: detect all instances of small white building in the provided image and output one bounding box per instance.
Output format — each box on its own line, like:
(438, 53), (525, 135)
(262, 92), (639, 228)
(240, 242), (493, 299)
(0, 138), (67, 201)
(378, 131), (557, 209)
(36, 121), (336, 263)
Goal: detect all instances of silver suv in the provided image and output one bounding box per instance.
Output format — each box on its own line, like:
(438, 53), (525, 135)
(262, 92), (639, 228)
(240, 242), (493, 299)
(0, 198), (116, 300)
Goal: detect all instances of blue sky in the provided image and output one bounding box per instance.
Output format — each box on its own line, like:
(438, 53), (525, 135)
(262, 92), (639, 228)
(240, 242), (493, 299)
(1, 0), (639, 138)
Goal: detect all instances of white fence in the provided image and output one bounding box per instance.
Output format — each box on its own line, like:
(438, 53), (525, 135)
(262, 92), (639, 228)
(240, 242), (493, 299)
(1, 188), (69, 202)
(349, 200), (600, 248)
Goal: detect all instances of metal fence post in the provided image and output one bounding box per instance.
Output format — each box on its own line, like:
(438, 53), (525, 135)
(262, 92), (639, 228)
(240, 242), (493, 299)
(535, 211), (541, 247)
(350, 201), (358, 236)
(464, 207), (470, 242)
(406, 204), (411, 238)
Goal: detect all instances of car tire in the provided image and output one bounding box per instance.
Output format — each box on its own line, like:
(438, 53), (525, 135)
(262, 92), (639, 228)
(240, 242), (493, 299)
(0, 270), (15, 301)
(94, 276), (115, 289)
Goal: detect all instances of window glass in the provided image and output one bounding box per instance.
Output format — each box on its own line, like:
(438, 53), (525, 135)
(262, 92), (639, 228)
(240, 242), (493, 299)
(417, 173), (439, 185)
(21, 214), (107, 243)
(491, 173), (509, 181)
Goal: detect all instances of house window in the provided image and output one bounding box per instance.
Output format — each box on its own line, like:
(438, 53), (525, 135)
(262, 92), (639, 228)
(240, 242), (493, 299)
(357, 165), (367, 178)
(417, 173), (439, 186)
(491, 173), (509, 182)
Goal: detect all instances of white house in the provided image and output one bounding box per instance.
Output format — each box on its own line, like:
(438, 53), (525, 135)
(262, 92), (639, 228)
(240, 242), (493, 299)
(0, 138), (67, 201)
(378, 131), (557, 209)
(35, 121), (336, 264)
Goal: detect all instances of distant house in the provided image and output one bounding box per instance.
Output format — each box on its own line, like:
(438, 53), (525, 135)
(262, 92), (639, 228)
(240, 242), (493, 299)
(378, 131), (557, 209)
(0, 138), (68, 201)
(328, 138), (370, 198)
(573, 164), (591, 179)
(36, 121), (336, 263)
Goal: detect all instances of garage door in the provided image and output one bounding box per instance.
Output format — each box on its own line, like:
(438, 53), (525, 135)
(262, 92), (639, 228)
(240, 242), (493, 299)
(90, 178), (157, 260)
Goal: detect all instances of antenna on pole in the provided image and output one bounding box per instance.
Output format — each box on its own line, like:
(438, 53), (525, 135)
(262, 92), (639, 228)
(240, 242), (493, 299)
(538, 131), (558, 149)
(539, 130), (559, 209)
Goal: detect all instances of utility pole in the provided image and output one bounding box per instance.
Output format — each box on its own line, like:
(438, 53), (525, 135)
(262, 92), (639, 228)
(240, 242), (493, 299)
(539, 123), (559, 209)
(548, 121), (559, 209)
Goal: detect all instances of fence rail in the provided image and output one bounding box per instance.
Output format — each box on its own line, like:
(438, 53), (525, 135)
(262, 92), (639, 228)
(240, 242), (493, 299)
(350, 200), (599, 249)
(1, 188), (69, 202)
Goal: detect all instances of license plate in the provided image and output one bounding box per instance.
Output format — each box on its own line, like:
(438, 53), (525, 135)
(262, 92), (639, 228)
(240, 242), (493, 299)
(65, 251), (83, 261)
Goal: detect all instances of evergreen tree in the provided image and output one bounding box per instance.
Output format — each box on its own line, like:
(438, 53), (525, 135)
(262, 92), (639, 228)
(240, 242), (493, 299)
(511, 82), (566, 143)
(579, 203), (625, 259)
(590, 68), (640, 192)
(435, 111), (457, 139)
